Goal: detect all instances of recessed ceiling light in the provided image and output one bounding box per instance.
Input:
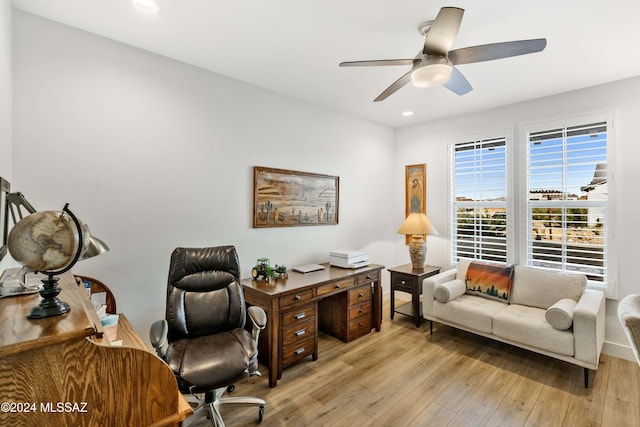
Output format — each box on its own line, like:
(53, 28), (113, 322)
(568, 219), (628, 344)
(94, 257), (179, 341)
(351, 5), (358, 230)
(132, 0), (161, 14)
(402, 111), (414, 116)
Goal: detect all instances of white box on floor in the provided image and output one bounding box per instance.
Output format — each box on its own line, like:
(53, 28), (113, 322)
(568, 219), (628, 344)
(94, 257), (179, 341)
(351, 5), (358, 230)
(329, 249), (370, 268)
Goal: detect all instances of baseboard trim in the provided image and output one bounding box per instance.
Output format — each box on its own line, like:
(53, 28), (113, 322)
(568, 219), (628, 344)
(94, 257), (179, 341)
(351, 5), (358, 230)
(602, 340), (635, 362)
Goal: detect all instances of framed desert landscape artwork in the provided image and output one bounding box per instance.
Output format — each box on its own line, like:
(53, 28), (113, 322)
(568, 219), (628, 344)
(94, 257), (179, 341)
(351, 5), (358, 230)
(253, 166), (339, 228)
(405, 164), (426, 243)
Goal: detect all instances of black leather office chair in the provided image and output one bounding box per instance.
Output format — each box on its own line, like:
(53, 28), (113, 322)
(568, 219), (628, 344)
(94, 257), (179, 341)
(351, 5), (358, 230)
(150, 246), (266, 426)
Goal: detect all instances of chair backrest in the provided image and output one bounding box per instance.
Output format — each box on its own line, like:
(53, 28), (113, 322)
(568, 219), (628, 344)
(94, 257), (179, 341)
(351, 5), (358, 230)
(618, 294), (640, 366)
(75, 275), (117, 314)
(166, 246), (246, 342)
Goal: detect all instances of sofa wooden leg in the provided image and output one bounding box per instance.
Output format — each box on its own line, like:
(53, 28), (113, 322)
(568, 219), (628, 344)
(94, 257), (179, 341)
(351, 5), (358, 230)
(429, 320), (433, 335)
(584, 368), (589, 388)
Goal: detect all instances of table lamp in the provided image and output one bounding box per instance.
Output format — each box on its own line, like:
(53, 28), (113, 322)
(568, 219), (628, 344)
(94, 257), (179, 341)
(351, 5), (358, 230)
(397, 213), (439, 271)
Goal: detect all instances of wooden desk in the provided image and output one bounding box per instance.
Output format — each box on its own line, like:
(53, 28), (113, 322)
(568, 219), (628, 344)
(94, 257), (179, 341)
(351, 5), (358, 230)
(242, 263), (383, 387)
(0, 272), (192, 426)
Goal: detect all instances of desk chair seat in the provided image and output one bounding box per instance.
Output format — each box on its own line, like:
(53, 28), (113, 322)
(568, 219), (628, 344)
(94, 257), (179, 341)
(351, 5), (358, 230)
(150, 246), (266, 427)
(167, 330), (258, 392)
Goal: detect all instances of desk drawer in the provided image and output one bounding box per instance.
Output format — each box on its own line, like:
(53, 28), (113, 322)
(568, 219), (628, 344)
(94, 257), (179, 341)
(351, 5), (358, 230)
(282, 337), (315, 367)
(348, 285), (371, 305)
(279, 289), (314, 308)
(282, 318), (315, 346)
(348, 315), (372, 340)
(349, 301), (371, 319)
(356, 270), (379, 285)
(317, 278), (354, 297)
(282, 303), (316, 327)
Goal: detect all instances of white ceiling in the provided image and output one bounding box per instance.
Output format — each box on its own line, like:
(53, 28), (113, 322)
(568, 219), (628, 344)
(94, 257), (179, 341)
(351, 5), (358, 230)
(10, 0), (640, 128)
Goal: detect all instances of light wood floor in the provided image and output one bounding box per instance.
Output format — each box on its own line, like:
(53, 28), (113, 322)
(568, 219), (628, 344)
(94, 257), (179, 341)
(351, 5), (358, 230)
(196, 299), (640, 427)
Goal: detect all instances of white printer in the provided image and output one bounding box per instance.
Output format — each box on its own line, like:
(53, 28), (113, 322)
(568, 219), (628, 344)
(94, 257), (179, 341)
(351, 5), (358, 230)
(329, 249), (371, 269)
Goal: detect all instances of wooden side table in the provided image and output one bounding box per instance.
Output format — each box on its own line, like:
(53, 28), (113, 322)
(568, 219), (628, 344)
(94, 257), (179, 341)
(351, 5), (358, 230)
(388, 264), (440, 327)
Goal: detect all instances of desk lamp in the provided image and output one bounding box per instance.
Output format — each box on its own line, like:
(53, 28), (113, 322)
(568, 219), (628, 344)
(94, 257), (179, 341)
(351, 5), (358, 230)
(397, 213), (438, 271)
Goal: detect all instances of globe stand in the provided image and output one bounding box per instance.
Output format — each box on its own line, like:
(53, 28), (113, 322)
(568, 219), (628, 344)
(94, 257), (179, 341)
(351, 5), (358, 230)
(27, 274), (71, 319)
(25, 204), (83, 320)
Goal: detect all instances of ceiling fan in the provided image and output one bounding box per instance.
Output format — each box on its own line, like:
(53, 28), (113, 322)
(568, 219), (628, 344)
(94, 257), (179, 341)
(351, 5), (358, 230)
(339, 6), (547, 102)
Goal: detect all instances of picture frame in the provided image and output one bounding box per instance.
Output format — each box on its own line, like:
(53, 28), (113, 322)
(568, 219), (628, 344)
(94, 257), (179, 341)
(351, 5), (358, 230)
(0, 177), (10, 262)
(405, 164), (426, 243)
(253, 166), (339, 228)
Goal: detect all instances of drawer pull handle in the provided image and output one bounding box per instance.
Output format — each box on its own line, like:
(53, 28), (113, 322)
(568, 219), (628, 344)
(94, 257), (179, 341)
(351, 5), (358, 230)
(358, 292), (364, 297)
(294, 313), (305, 320)
(359, 308), (364, 313)
(367, 275), (373, 280)
(294, 294), (301, 301)
(401, 280), (406, 285)
(335, 284), (341, 289)
(295, 329), (306, 337)
(294, 347), (306, 355)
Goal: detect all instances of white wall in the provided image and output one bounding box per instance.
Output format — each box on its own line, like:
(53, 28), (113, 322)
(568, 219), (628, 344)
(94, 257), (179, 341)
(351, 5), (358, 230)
(394, 76), (640, 360)
(0, 0), (12, 272)
(12, 11), (396, 338)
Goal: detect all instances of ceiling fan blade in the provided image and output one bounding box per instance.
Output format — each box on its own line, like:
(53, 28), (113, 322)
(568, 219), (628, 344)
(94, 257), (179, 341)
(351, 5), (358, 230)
(449, 38), (547, 65)
(443, 67), (472, 96)
(423, 7), (464, 56)
(374, 71), (412, 102)
(339, 59), (415, 67)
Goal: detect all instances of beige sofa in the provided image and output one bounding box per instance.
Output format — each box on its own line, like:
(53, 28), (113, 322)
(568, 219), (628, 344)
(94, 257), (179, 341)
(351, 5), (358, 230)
(422, 259), (605, 387)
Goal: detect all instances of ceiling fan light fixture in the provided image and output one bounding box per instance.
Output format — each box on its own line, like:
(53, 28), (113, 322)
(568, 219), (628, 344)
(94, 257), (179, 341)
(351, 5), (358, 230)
(411, 57), (452, 88)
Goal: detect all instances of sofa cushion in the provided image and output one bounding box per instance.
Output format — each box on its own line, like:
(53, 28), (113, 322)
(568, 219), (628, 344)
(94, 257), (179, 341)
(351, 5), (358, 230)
(433, 294), (507, 334)
(465, 261), (514, 303)
(434, 279), (466, 303)
(493, 304), (574, 356)
(546, 298), (577, 330)
(510, 266), (586, 309)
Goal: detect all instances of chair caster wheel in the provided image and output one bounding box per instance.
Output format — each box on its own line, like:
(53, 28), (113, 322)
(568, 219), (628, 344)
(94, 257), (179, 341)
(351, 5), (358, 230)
(258, 405), (264, 423)
(227, 385), (235, 393)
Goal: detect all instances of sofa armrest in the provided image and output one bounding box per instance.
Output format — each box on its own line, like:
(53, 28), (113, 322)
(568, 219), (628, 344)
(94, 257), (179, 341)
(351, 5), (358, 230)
(573, 289), (605, 367)
(422, 268), (457, 317)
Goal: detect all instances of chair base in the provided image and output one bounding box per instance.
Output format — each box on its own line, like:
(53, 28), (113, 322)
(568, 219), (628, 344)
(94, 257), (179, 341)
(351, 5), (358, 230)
(183, 386), (265, 427)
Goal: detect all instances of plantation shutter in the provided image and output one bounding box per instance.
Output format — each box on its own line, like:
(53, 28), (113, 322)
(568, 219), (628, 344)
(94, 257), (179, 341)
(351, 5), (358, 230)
(526, 121), (607, 282)
(451, 137), (508, 263)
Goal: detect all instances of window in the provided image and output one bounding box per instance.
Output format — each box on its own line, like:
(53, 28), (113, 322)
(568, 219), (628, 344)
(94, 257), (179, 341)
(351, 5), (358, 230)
(451, 134), (509, 264)
(525, 119), (608, 284)
(449, 112), (613, 290)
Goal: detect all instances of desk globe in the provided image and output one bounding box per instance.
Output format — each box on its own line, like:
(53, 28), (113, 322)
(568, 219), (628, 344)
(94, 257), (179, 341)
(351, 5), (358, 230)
(8, 204), (90, 318)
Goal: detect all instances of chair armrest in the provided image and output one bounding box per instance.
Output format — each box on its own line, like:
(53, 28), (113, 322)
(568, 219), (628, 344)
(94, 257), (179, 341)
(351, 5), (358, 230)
(247, 306), (267, 330)
(149, 319), (168, 358)
(247, 306), (267, 341)
(573, 289), (605, 367)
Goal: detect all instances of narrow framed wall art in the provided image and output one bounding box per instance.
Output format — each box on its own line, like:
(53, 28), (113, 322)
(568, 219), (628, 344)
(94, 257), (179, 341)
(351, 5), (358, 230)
(405, 164), (426, 243)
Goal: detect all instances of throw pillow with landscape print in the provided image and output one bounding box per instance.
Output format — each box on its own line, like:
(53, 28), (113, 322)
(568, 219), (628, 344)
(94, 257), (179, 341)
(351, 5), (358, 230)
(465, 261), (514, 302)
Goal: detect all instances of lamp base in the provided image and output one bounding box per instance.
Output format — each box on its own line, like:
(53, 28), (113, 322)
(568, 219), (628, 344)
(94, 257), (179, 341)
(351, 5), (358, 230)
(408, 235), (427, 271)
(27, 276), (71, 319)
